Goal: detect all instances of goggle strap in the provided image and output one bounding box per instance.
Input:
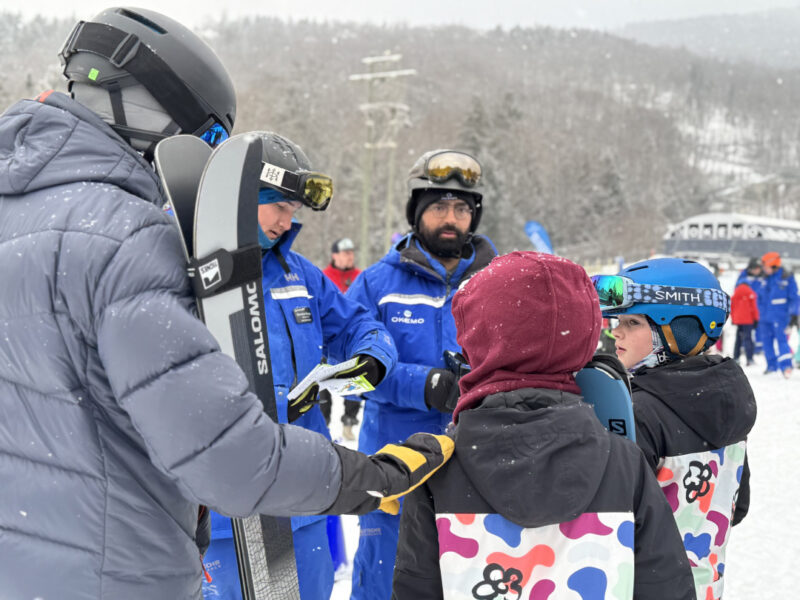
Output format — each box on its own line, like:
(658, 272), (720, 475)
(597, 277), (731, 313)
(282, 170), (302, 192)
(260, 162), (298, 195)
(260, 162), (332, 210)
(61, 21), (209, 134)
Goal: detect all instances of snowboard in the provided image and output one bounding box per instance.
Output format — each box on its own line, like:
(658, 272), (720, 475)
(576, 354), (636, 442)
(155, 133), (300, 600)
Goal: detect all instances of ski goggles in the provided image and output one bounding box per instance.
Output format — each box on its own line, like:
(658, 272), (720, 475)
(198, 121), (230, 148)
(259, 162), (333, 211)
(424, 151), (482, 187)
(591, 275), (730, 313)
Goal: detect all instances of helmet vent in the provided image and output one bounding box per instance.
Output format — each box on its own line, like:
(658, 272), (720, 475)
(627, 265), (648, 272)
(117, 9), (167, 34)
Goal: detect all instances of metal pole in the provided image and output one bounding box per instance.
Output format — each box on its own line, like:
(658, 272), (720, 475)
(359, 80), (375, 268)
(350, 54), (416, 267)
(384, 143), (398, 252)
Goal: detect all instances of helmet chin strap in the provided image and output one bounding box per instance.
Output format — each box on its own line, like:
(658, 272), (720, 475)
(660, 324), (709, 357)
(71, 80), (179, 161)
(628, 322), (670, 372)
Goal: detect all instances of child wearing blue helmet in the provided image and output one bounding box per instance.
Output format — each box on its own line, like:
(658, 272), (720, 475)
(592, 257), (757, 600)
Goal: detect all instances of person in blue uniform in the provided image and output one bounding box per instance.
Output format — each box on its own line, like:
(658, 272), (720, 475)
(346, 150), (497, 599)
(204, 132), (398, 600)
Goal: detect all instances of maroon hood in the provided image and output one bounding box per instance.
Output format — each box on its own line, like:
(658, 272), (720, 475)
(452, 251), (601, 422)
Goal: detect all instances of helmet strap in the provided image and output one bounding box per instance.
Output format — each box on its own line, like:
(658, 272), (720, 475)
(660, 324), (709, 357)
(106, 81), (128, 144)
(61, 21), (208, 134)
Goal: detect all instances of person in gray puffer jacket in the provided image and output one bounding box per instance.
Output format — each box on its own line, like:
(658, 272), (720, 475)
(0, 8), (452, 600)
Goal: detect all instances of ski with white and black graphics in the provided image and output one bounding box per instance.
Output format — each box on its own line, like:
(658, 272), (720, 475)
(155, 133), (300, 600)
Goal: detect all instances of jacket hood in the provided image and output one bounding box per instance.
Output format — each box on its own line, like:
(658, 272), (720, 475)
(0, 93), (162, 203)
(452, 252), (601, 422)
(632, 355), (757, 447)
(455, 388), (611, 527)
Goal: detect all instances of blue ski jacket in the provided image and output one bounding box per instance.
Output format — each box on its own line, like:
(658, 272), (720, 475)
(758, 267), (799, 324)
(262, 222), (397, 430)
(260, 223), (398, 530)
(346, 234), (497, 455)
(0, 93), (346, 600)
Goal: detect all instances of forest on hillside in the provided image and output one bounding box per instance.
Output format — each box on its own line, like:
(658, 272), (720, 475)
(2, 13), (799, 267)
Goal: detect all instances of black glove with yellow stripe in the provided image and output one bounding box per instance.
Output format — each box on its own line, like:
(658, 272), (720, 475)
(287, 382), (320, 423)
(332, 354), (385, 386)
(323, 433), (454, 515)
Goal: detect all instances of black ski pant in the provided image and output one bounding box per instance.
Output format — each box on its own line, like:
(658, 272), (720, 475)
(734, 324), (755, 362)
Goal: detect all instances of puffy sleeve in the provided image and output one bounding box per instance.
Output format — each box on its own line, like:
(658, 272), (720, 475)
(93, 220), (342, 517)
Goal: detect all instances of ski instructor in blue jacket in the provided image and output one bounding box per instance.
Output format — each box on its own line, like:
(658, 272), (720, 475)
(0, 8), (452, 600)
(346, 150), (498, 599)
(205, 131), (399, 600)
(759, 251), (799, 376)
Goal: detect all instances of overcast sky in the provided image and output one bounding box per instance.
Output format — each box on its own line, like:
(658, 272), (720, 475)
(10, 0), (800, 30)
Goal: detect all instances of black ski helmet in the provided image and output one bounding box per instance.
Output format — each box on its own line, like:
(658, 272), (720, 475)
(258, 131), (312, 172)
(60, 7), (236, 144)
(406, 149), (484, 232)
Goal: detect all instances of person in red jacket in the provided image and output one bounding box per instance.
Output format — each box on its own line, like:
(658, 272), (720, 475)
(323, 237), (361, 292)
(322, 237), (363, 439)
(731, 281), (760, 365)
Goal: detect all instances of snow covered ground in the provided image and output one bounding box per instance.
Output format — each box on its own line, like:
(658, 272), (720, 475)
(723, 354), (798, 599)
(327, 336), (799, 599)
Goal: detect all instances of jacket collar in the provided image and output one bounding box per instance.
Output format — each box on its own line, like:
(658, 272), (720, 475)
(388, 232), (496, 284)
(268, 221), (303, 255)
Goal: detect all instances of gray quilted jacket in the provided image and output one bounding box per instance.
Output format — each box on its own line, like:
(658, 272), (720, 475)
(0, 93), (341, 599)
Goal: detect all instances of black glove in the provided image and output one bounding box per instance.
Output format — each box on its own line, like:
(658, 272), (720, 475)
(424, 368), (459, 413)
(288, 356), (384, 423)
(790, 315), (799, 329)
(287, 382), (320, 423)
(333, 355), (386, 387)
(323, 433), (455, 515)
(753, 320), (759, 329)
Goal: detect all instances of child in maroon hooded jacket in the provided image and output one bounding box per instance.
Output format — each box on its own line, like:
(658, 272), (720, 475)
(391, 251), (695, 600)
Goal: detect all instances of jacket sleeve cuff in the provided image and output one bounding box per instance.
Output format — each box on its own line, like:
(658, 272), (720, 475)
(321, 444), (383, 515)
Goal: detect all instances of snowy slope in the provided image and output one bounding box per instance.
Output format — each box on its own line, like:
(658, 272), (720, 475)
(329, 345), (799, 599)
(724, 356), (799, 599)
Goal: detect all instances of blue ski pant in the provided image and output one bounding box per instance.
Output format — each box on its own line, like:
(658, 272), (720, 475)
(295, 519), (334, 600)
(350, 511), (400, 600)
(759, 320), (793, 371)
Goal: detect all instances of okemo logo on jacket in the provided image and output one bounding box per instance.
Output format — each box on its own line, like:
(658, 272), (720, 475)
(391, 309), (425, 325)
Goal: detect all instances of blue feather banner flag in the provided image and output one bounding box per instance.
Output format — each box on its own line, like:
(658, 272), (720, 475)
(524, 221), (554, 254)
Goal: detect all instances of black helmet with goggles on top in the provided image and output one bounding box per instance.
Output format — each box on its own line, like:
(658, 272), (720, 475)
(406, 149), (483, 232)
(257, 132), (334, 211)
